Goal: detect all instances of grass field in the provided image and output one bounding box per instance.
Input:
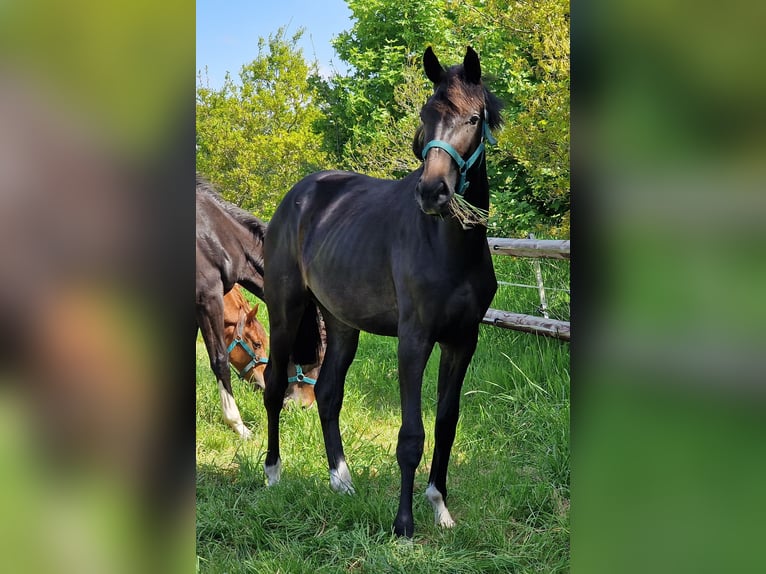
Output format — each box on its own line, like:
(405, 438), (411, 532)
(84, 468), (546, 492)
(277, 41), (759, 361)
(196, 258), (570, 573)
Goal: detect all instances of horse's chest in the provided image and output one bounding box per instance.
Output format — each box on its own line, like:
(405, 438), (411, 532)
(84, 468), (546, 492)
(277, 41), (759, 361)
(410, 261), (496, 327)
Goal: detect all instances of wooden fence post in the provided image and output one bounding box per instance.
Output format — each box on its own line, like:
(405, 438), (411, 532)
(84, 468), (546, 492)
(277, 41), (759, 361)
(528, 232), (549, 319)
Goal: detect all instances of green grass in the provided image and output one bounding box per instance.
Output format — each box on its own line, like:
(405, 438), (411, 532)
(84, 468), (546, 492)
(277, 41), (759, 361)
(197, 258), (569, 573)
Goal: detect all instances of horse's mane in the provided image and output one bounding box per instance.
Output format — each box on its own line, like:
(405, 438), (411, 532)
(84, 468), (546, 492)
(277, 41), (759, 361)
(196, 173), (267, 240)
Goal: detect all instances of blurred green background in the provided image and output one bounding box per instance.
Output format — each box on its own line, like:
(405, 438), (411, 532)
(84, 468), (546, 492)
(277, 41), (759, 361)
(1, 0), (764, 572)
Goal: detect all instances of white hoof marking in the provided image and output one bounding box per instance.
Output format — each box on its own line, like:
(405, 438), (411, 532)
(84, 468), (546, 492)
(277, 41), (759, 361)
(218, 381), (250, 438)
(264, 459), (281, 486)
(426, 484), (456, 528)
(329, 459), (355, 494)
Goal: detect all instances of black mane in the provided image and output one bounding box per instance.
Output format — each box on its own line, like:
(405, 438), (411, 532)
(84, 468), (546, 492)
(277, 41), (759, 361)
(196, 173), (267, 240)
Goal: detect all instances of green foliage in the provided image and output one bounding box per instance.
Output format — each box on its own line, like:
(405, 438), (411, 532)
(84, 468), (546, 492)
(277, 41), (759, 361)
(341, 63), (431, 178)
(326, 0), (570, 238)
(196, 28), (329, 218)
(466, 0), (570, 238)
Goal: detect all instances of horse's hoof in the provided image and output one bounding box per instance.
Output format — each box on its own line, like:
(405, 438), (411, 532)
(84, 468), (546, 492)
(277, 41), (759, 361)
(329, 460), (355, 494)
(264, 459), (281, 486)
(393, 517), (414, 538)
(236, 425), (253, 440)
(425, 484), (456, 528)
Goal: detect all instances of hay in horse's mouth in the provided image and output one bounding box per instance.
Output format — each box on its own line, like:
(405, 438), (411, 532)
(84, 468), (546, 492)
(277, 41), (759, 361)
(447, 193), (489, 229)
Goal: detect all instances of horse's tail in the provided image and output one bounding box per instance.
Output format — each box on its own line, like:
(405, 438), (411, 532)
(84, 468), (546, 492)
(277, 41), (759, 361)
(292, 300), (322, 366)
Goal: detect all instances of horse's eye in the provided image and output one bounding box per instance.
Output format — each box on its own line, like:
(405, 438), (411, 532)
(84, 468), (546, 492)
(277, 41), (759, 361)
(253, 342), (262, 349)
(469, 115), (480, 125)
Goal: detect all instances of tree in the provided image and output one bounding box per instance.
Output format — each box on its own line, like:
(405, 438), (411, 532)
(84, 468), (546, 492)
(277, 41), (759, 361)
(324, 0), (570, 237)
(196, 28), (329, 218)
(451, 0), (570, 237)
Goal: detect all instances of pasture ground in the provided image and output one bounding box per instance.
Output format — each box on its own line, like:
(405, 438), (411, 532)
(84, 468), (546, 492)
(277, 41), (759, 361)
(196, 257), (570, 573)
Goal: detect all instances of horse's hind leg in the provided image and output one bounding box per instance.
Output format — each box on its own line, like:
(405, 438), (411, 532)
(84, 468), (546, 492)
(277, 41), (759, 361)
(425, 333), (479, 528)
(262, 287), (310, 485)
(197, 293), (251, 439)
(314, 314), (359, 494)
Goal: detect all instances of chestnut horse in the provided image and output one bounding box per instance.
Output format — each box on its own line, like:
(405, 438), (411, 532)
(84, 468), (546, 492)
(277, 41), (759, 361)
(223, 285), (269, 390)
(223, 285), (319, 408)
(262, 47), (502, 536)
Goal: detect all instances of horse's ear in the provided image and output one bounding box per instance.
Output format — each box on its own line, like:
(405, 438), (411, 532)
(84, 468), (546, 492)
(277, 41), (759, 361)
(412, 124), (424, 160)
(236, 309), (247, 336)
(246, 305), (259, 324)
(463, 46), (481, 84)
(423, 46), (444, 84)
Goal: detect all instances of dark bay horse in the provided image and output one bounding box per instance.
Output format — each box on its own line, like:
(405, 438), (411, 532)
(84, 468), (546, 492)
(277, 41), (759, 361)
(196, 175), (268, 438)
(262, 47), (503, 537)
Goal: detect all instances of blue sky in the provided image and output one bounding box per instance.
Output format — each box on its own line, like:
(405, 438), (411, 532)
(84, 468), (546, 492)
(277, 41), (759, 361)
(196, 0), (353, 88)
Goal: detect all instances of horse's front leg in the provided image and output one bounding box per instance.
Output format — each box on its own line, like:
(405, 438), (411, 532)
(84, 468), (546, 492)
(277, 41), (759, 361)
(392, 332), (433, 538)
(426, 331), (479, 529)
(196, 295), (251, 439)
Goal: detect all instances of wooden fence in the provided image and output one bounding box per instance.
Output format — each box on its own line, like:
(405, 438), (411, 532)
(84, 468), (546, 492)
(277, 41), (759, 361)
(482, 237), (570, 341)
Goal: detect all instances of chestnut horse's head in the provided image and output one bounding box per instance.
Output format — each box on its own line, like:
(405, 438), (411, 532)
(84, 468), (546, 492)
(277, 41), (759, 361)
(223, 288), (269, 390)
(413, 47), (503, 217)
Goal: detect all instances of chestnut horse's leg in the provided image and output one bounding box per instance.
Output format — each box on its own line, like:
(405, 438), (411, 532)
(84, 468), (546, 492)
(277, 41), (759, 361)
(314, 314), (360, 494)
(392, 329), (433, 538)
(425, 331), (480, 528)
(197, 290), (251, 439)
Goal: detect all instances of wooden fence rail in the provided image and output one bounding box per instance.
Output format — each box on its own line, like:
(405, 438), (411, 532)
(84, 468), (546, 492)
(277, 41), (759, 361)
(487, 237), (570, 260)
(482, 309), (570, 341)
(483, 237), (570, 341)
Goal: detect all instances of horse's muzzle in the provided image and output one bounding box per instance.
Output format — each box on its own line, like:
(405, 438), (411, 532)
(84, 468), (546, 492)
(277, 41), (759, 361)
(415, 177), (452, 216)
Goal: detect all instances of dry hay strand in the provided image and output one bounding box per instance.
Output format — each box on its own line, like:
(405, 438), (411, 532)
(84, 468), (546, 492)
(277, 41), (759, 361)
(448, 193), (489, 229)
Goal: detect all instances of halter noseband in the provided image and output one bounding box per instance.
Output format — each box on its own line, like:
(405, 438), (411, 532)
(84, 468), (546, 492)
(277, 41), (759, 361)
(421, 110), (497, 196)
(288, 364), (317, 386)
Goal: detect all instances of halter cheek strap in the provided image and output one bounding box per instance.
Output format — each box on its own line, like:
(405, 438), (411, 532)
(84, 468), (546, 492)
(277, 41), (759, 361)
(421, 113), (497, 196)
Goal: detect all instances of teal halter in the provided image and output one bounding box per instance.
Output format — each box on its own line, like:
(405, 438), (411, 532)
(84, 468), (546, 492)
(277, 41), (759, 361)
(421, 112), (497, 196)
(227, 336), (269, 380)
(288, 364), (317, 386)
(227, 336), (315, 386)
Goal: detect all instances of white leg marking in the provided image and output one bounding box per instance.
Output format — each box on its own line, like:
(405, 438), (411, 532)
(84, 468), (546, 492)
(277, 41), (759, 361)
(329, 459), (355, 494)
(426, 483), (456, 528)
(217, 381), (251, 439)
(264, 458), (281, 486)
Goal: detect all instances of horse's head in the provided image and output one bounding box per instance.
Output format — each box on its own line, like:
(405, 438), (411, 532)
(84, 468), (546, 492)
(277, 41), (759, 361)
(225, 304), (270, 390)
(414, 47), (503, 217)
